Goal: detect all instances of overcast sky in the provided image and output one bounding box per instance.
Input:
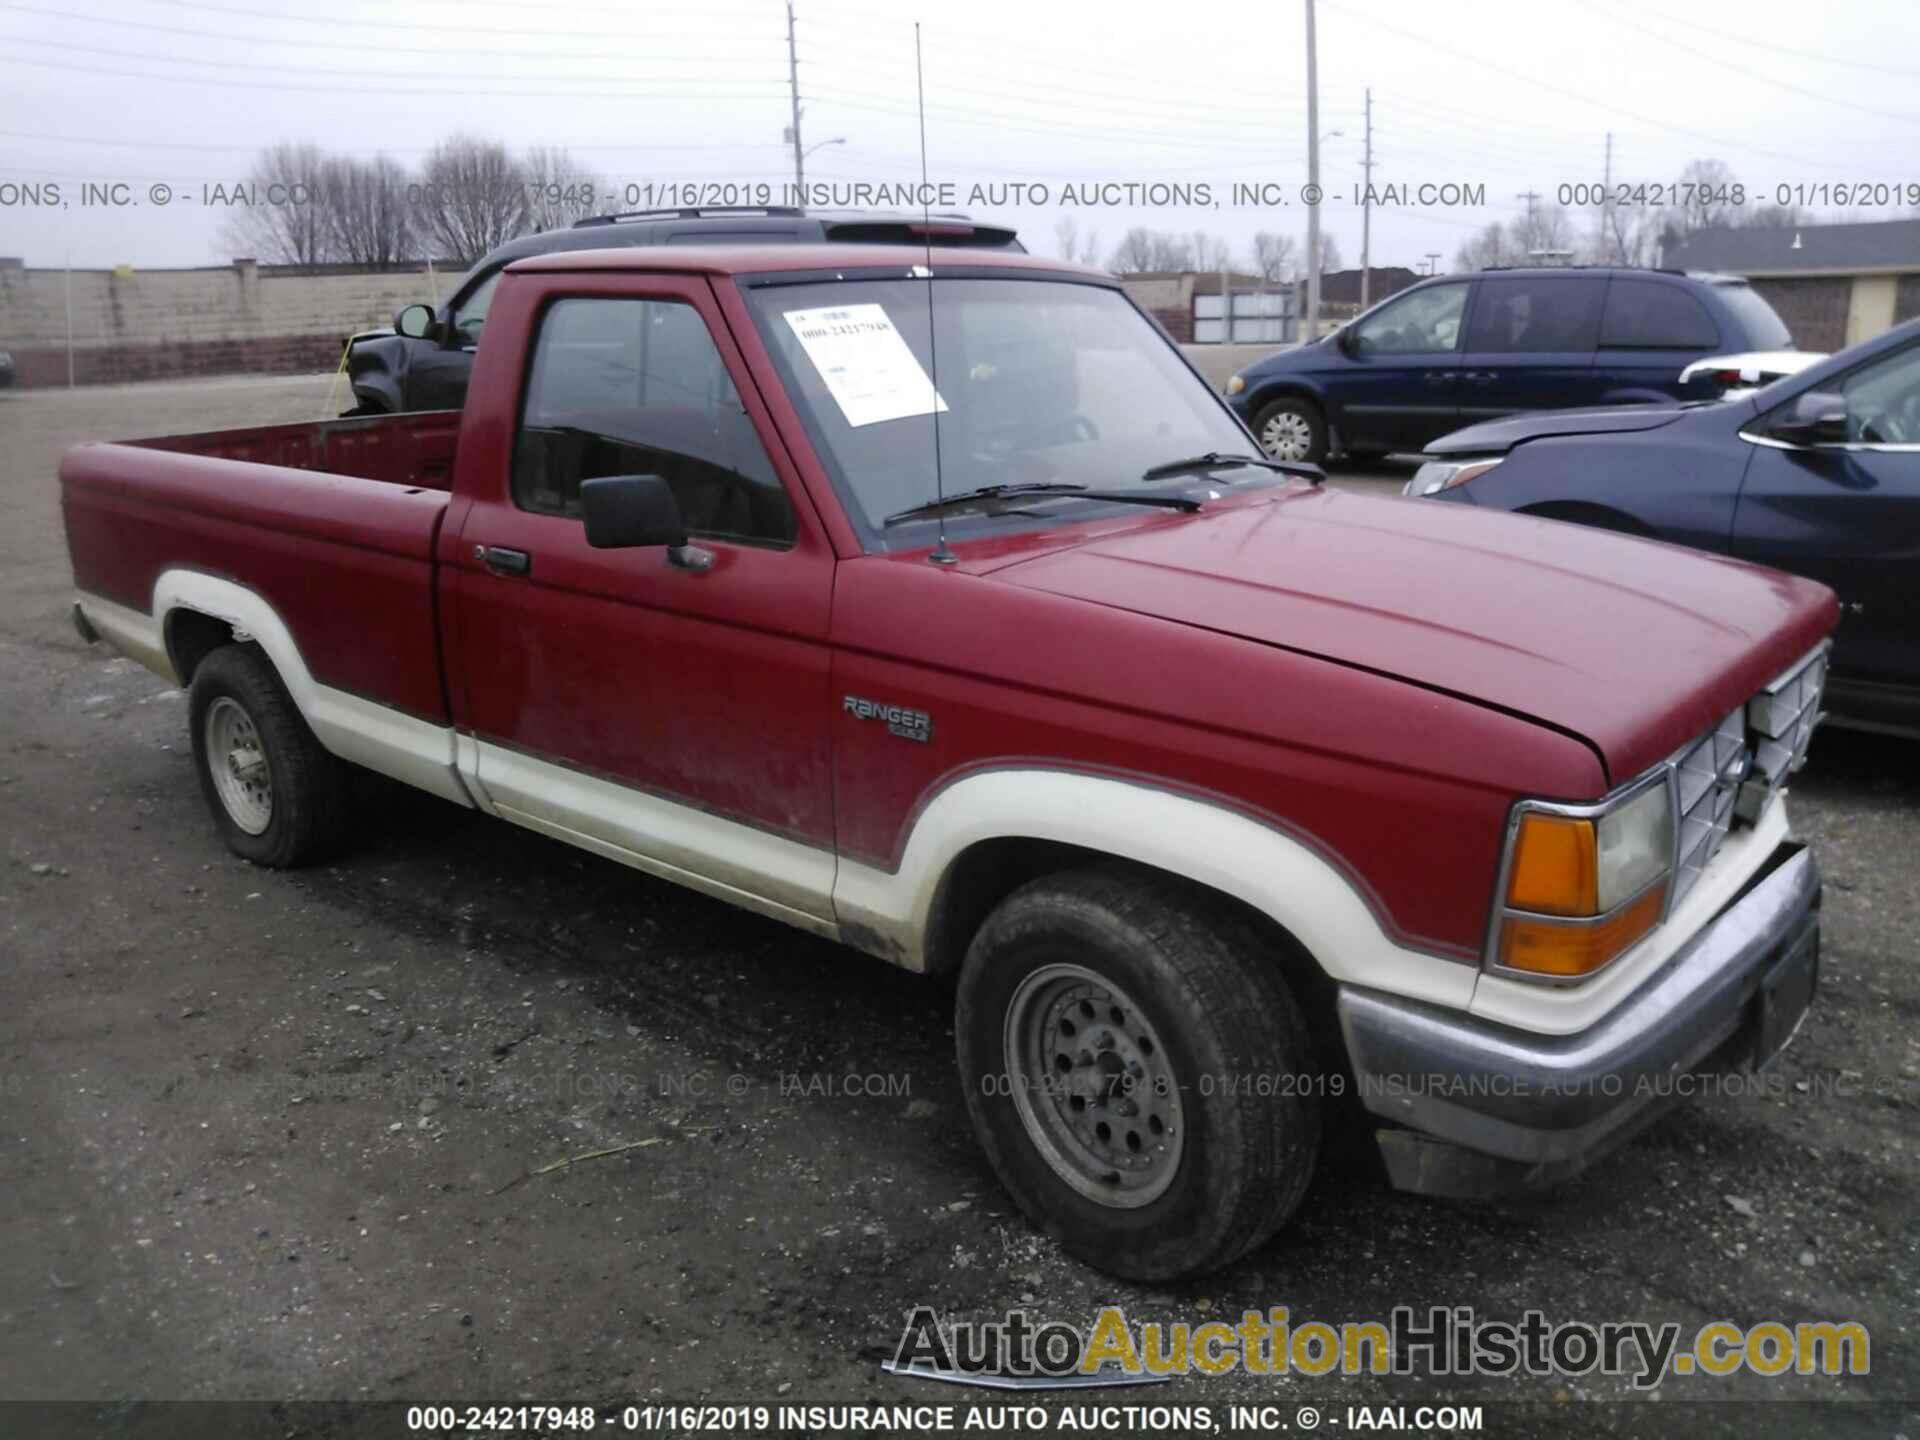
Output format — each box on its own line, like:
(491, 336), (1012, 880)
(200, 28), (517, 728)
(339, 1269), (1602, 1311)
(3, 0), (1918, 275)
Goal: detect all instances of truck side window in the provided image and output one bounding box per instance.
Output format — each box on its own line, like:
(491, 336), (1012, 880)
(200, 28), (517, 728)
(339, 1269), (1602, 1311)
(512, 297), (796, 545)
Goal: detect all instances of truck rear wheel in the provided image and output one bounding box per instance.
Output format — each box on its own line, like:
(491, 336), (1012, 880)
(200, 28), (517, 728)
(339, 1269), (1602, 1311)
(188, 644), (351, 867)
(956, 867), (1322, 1279)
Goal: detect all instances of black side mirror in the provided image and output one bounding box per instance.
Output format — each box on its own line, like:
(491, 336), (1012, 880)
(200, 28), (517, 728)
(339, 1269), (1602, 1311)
(1337, 327), (1363, 356)
(581, 475), (688, 550)
(1766, 390), (1848, 448)
(394, 303), (439, 341)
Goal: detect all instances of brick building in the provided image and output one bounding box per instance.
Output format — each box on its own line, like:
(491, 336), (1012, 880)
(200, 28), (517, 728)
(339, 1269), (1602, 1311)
(1662, 219), (1920, 353)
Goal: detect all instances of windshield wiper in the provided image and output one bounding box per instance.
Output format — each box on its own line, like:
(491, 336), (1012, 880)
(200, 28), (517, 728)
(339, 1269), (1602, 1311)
(1140, 451), (1324, 483)
(882, 482), (1201, 527)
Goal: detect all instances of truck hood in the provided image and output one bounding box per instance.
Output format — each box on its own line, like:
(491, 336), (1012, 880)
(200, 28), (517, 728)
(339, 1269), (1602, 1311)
(983, 486), (1836, 784)
(1425, 404), (1690, 457)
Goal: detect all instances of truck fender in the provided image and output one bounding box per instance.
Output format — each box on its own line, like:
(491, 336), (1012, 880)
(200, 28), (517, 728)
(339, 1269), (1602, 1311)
(832, 767), (1477, 1011)
(150, 570), (474, 808)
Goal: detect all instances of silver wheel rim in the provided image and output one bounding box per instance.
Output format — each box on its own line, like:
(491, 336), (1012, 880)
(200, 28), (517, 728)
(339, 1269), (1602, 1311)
(205, 696), (272, 835)
(1259, 409), (1314, 461)
(1003, 962), (1185, 1209)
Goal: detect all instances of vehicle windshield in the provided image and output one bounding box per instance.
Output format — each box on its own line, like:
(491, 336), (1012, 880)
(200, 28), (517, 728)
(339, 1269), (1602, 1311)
(1715, 283), (1794, 351)
(742, 275), (1267, 548)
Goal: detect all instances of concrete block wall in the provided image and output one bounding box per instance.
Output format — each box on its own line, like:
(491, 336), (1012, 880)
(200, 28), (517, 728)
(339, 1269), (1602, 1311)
(0, 258), (452, 387)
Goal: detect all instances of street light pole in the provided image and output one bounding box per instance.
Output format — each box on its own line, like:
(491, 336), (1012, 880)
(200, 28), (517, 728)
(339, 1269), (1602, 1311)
(1304, 0), (1321, 343)
(1359, 87), (1373, 312)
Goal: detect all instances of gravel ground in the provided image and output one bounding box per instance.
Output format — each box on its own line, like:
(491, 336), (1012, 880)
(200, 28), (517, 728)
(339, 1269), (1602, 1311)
(0, 376), (1913, 1437)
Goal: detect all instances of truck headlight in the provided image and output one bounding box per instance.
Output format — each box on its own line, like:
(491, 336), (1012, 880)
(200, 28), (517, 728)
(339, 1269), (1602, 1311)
(1405, 456), (1502, 497)
(1225, 373), (1246, 396)
(1494, 775), (1674, 979)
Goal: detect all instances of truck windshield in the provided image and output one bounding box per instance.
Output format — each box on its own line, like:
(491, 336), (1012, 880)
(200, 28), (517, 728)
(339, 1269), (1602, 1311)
(742, 276), (1264, 549)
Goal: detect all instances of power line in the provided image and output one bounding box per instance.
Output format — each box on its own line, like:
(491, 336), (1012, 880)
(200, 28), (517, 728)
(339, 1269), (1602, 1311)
(123, 0), (774, 40)
(0, 36), (785, 87)
(1317, 0), (1881, 174)
(1605, 0), (1920, 79)
(0, 2), (784, 63)
(1592, 2), (1920, 127)
(0, 52), (790, 100)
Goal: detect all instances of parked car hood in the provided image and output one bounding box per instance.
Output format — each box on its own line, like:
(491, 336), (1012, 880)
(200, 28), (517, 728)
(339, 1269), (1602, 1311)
(983, 486), (1836, 785)
(1425, 404), (1690, 457)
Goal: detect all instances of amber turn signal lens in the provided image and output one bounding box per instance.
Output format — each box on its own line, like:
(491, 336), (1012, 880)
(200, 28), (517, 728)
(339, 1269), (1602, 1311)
(1499, 883), (1666, 978)
(1505, 813), (1598, 917)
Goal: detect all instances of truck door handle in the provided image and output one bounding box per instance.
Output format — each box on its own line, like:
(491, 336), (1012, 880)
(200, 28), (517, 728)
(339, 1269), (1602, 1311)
(476, 545), (531, 577)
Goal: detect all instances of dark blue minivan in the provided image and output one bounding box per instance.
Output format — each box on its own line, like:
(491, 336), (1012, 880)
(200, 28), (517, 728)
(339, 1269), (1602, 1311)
(1224, 267), (1796, 464)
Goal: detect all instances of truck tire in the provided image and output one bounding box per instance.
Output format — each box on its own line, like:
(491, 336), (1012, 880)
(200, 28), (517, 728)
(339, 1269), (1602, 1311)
(1251, 395), (1327, 464)
(956, 867), (1323, 1279)
(188, 643), (352, 867)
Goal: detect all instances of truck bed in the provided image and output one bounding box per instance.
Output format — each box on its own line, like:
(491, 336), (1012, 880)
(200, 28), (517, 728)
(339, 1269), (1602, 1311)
(61, 411), (460, 721)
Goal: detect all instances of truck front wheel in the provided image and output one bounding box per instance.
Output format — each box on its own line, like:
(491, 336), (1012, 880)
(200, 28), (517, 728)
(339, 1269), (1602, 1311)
(956, 867), (1322, 1279)
(188, 644), (351, 867)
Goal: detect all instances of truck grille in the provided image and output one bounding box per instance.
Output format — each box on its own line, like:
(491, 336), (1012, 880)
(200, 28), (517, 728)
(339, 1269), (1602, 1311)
(1668, 644), (1828, 910)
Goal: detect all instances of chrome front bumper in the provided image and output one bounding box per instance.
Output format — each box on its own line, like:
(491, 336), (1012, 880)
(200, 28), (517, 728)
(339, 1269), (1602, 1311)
(1338, 842), (1820, 1197)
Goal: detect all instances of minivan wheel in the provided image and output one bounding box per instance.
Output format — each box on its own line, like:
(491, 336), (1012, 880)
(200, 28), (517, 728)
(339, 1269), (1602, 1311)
(188, 644), (352, 867)
(956, 867), (1323, 1280)
(1252, 396), (1327, 464)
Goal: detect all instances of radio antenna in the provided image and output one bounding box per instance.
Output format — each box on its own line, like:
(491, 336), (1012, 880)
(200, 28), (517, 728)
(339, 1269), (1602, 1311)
(916, 21), (956, 566)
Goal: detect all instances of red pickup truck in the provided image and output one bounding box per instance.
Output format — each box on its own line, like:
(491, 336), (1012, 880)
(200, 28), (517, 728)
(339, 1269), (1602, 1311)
(62, 244), (1836, 1280)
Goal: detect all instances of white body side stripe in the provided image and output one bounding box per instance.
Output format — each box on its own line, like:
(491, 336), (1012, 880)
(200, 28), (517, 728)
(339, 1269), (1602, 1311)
(82, 576), (1484, 1019)
(832, 770), (1478, 1008)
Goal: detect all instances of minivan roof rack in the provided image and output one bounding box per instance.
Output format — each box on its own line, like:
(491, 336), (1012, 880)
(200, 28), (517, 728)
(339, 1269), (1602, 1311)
(573, 206), (807, 227)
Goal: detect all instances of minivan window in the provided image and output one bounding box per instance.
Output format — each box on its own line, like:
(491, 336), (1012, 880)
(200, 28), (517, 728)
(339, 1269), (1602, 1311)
(1715, 283), (1794, 350)
(1463, 277), (1605, 353)
(1600, 280), (1720, 350)
(1350, 282), (1468, 354)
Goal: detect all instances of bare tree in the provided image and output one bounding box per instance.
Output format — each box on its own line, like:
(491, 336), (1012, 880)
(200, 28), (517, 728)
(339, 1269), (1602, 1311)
(1189, 229), (1233, 273)
(1674, 158), (1742, 236)
(220, 142), (333, 268)
(1250, 231), (1297, 284)
(1310, 230), (1343, 276)
(524, 146), (603, 233)
(1741, 202), (1811, 230)
(319, 155), (414, 269)
(1108, 228), (1194, 273)
(415, 135), (529, 264)
(1052, 214), (1102, 266)
(1453, 220), (1517, 272)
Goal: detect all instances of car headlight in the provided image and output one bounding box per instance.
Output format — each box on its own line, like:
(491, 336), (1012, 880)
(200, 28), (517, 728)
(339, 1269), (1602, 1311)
(1404, 456), (1502, 497)
(1225, 373), (1246, 396)
(1493, 774), (1674, 980)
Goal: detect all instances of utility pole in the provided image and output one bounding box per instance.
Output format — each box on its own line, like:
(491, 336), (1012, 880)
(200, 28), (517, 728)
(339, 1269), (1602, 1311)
(1516, 188), (1541, 256)
(1423, 251), (1441, 275)
(786, 0), (805, 203)
(1304, 0), (1321, 343)
(1359, 87), (1374, 311)
(1602, 131), (1617, 263)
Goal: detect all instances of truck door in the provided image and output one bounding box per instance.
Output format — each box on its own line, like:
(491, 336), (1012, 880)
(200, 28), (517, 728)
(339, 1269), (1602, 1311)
(440, 273), (839, 922)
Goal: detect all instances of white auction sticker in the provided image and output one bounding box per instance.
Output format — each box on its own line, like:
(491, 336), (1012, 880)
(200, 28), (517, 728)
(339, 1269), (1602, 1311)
(782, 303), (948, 428)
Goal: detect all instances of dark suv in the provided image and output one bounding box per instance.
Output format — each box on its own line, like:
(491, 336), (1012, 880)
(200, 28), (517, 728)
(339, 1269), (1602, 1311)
(346, 207), (1023, 415)
(1224, 267), (1796, 464)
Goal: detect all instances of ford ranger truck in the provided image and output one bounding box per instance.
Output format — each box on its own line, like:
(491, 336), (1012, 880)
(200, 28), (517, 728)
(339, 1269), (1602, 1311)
(60, 245), (1837, 1281)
